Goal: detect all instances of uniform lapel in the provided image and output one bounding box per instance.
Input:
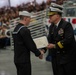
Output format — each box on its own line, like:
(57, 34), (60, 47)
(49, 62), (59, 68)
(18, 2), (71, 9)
(54, 19), (63, 38)
(57, 19), (63, 31)
(53, 25), (58, 38)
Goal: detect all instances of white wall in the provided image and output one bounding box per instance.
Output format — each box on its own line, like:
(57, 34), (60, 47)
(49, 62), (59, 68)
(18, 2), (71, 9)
(0, 0), (9, 8)
(36, 0), (46, 4)
(10, 0), (47, 7)
(10, 0), (32, 7)
(0, 0), (47, 7)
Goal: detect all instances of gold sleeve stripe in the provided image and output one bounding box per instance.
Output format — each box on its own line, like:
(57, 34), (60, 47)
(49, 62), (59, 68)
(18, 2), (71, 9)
(57, 41), (64, 48)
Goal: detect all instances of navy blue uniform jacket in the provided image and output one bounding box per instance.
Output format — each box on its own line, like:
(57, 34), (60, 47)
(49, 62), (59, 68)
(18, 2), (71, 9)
(48, 19), (76, 64)
(12, 23), (41, 63)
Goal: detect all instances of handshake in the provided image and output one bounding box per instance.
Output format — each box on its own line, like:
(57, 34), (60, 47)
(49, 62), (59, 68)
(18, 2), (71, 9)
(38, 43), (55, 59)
(38, 49), (45, 59)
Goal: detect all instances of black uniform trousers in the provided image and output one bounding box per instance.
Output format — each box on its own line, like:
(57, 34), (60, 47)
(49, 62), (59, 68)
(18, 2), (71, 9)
(15, 63), (31, 75)
(52, 57), (76, 75)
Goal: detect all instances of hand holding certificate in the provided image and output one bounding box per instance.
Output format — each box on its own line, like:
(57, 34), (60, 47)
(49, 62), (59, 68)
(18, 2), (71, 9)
(33, 36), (48, 49)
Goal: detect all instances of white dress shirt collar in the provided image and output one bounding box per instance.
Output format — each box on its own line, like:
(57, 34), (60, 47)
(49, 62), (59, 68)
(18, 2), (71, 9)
(55, 19), (61, 27)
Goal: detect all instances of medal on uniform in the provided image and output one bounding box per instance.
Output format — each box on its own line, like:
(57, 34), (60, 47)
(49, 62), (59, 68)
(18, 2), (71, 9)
(58, 28), (64, 36)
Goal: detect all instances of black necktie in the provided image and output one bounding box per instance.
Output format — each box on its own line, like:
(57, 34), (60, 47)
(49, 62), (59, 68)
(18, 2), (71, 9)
(54, 25), (58, 38)
(54, 25), (57, 31)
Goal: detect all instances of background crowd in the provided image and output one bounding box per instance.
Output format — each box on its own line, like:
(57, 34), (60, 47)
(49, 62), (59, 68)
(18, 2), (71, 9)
(0, 0), (68, 49)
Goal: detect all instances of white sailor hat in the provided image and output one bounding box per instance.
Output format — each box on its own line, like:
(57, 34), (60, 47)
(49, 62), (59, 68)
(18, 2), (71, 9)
(48, 3), (63, 16)
(19, 11), (34, 18)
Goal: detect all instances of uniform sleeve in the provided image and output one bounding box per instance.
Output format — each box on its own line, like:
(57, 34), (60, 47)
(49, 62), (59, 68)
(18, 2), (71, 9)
(39, 47), (47, 53)
(55, 23), (74, 49)
(20, 28), (41, 57)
